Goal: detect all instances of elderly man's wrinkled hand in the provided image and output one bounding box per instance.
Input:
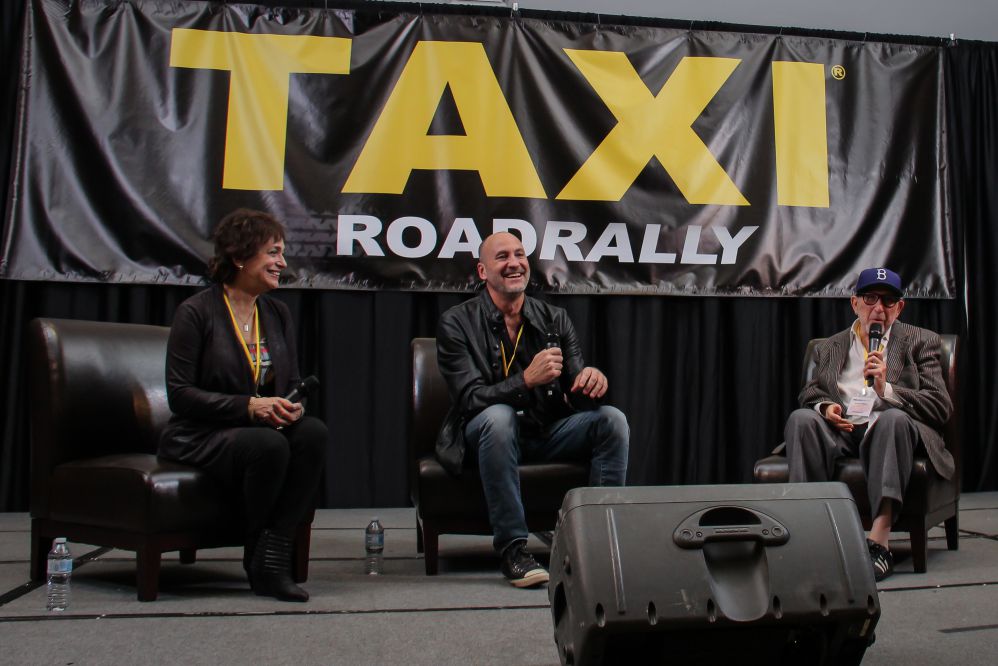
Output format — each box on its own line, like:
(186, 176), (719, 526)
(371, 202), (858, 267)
(822, 403), (853, 432)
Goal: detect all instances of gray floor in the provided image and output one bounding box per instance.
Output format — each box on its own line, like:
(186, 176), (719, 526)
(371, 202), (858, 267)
(1, 494), (997, 664)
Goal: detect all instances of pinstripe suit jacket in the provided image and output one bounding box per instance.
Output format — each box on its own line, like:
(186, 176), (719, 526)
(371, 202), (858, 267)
(799, 320), (954, 479)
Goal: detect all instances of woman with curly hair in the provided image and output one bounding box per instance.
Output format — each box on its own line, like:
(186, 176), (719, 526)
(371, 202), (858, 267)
(159, 209), (327, 602)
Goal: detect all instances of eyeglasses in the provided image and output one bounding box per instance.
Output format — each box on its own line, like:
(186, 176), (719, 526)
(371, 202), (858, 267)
(860, 293), (901, 308)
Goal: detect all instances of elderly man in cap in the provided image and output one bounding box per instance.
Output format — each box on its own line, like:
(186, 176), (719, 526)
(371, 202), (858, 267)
(783, 268), (953, 581)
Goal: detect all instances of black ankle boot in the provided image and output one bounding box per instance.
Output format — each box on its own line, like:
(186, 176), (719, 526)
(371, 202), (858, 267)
(243, 532), (260, 585)
(249, 529), (309, 602)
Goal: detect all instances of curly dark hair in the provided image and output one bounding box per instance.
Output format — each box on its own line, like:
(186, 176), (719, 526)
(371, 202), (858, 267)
(207, 209), (286, 284)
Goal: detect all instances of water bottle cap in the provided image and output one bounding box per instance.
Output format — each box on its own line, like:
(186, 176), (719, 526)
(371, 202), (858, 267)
(54, 537), (67, 544)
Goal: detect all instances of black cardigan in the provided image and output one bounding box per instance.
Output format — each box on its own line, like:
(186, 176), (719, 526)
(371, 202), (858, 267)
(158, 284), (300, 465)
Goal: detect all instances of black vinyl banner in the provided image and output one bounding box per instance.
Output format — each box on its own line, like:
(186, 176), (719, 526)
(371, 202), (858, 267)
(1, 0), (955, 296)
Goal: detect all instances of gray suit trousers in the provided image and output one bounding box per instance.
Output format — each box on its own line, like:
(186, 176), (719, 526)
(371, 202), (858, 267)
(785, 407), (918, 516)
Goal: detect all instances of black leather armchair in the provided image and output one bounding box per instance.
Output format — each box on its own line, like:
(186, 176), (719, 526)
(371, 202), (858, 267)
(754, 334), (960, 573)
(28, 318), (312, 600)
(410, 338), (589, 574)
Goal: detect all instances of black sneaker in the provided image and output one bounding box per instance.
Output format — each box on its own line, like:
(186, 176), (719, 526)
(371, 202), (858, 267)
(867, 539), (894, 582)
(501, 541), (549, 588)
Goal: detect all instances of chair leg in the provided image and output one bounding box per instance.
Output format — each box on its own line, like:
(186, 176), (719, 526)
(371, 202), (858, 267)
(416, 518), (424, 554)
(136, 546), (162, 602)
(423, 527), (439, 576)
(944, 514), (960, 551)
(909, 522), (928, 574)
(30, 523), (53, 582)
(293, 523), (312, 584)
(179, 549), (196, 564)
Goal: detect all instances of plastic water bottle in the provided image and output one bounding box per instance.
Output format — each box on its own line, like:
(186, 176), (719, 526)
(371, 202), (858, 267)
(46, 538), (73, 611)
(365, 518), (384, 575)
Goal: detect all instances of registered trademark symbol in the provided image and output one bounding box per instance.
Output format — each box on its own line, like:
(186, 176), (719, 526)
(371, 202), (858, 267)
(831, 65), (846, 80)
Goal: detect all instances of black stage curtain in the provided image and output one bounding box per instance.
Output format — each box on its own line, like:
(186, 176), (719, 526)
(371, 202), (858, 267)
(946, 42), (998, 491)
(1, 2), (995, 510)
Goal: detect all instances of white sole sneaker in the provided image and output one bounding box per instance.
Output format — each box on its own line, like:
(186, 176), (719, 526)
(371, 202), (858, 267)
(508, 568), (549, 588)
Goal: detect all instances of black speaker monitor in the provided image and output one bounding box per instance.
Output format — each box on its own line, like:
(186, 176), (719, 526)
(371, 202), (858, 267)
(549, 483), (880, 665)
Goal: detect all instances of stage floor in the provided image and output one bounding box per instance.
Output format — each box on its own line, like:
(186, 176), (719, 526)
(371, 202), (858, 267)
(1, 493), (996, 664)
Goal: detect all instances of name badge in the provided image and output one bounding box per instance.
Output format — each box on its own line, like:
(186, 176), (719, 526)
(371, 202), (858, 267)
(846, 394), (876, 418)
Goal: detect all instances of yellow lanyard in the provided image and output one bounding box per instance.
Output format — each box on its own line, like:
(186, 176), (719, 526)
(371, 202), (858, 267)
(500, 325), (524, 378)
(223, 292), (261, 385)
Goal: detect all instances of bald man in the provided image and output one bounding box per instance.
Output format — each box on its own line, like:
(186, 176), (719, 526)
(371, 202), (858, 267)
(434, 232), (629, 587)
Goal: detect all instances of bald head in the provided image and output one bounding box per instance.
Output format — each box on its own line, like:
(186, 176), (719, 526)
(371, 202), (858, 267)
(479, 232), (521, 259)
(477, 232), (529, 300)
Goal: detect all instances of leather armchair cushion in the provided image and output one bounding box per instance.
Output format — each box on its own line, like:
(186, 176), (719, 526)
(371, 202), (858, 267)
(48, 453), (237, 533)
(416, 455), (589, 518)
(753, 454), (791, 485)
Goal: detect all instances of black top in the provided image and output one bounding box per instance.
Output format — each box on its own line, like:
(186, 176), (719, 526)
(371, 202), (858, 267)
(494, 308), (571, 434)
(434, 289), (599, 474)
(158, 284), (300, 465)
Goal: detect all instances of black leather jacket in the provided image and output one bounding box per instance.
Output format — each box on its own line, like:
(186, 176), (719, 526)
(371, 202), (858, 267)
(434, 289), (596, 475)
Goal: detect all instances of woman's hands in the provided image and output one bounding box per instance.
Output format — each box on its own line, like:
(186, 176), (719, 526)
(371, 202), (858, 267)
(249, 396), (303, 427)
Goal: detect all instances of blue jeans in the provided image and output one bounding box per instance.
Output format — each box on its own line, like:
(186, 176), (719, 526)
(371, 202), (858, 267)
(464, 404), (629, 552)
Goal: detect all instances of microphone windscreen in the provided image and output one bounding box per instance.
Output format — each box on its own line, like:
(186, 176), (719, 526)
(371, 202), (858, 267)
(286, 375), (320, 402)
(867, 323), (884, 362)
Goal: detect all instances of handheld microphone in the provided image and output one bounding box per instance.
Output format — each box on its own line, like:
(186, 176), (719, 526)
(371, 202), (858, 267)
(866, 323), (884, 387)
(285, 375), (319, 403)
(545, 333), (560, 398)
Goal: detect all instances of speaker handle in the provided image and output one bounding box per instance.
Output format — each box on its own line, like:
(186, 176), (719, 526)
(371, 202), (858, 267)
(672, 506), (790, 549)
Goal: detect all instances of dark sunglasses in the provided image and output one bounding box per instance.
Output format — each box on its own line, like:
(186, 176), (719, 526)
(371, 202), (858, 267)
(861, 293), (901, 308)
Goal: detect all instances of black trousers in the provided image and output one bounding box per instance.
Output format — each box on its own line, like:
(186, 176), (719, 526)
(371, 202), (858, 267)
(201, 416), (328, 537)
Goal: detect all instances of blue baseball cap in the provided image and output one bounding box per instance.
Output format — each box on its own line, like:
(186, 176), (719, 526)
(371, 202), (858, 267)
(855, 267), (903, 297)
